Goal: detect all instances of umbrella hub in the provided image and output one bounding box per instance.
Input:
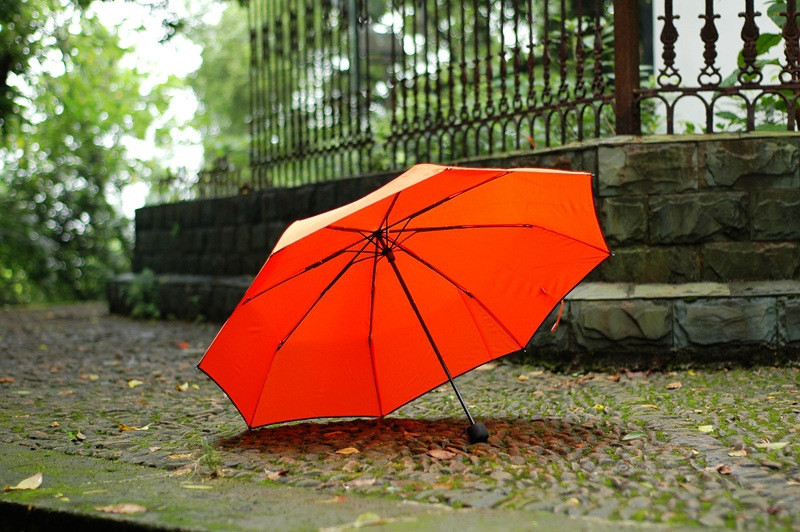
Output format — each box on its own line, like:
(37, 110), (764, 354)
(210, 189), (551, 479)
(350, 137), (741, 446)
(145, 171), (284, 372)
(373, 229), (396, 263)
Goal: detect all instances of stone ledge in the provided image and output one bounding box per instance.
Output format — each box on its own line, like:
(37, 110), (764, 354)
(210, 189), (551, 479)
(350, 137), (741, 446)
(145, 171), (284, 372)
(108, 275), (800, 369)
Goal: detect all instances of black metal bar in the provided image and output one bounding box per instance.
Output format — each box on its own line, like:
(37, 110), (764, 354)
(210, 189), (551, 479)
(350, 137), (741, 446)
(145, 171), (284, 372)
(386, 252), (475, 425)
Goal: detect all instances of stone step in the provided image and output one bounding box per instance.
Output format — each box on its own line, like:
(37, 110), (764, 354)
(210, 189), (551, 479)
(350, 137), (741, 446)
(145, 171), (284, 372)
(108, 275), (800, 369)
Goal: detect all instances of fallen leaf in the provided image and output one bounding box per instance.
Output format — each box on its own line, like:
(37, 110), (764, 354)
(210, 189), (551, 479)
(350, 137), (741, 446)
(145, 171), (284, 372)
(318, 495), (346, 504)
(593, 404), (605, 411)
(346, 477), (376, 488)
(118, 423), (150, 432)
(716, 464), (732, 475)
(190, 384), (200, 390)
(170, 467), (193, 477)
(264, 469), (288, 480)
(89, 374), (99, 381)
(0, 376), (15, 384)
(127, 379), (144, 389)
(5, 472), (43, 491)
(433, 483), (452, 489)
(728, 450), (748, 457)
(96, 503), (147, 514)
(335, 447), (360, 455)
(354, 512), (384, 527)
(607, 374), (621, 382)
(475, 362), (498, 371)
(75, 431), (86, 441)
(175, 382), (189, 392)
(666, 381), (683, 390)
(636, 404), (659, 409)
(181, 484), (212, 490)
(691, 449), (700, 455)
(167, 453), (194, 460)
(50, 422), (60, 428)
(622, 432), (646, 441)
(517, 375), (529, 382)
(148, 446), (161, 453)
(58, 389), (74, 396)
(427, 449), (455, 460)
(176, 341), (190, 349)
(529, 370), (544, 376)
(698, 425), (714, 433)
(754, 442), (789, 450)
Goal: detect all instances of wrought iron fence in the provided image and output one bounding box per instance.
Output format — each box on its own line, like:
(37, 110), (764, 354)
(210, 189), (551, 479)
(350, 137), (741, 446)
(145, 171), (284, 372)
(240, 0), (800, 189)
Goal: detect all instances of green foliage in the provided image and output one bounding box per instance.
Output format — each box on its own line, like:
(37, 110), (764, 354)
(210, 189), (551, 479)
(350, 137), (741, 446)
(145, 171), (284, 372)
(123, 268), (161, 320)
(186, 1), (250, 172)
(0, 2), (173, 304)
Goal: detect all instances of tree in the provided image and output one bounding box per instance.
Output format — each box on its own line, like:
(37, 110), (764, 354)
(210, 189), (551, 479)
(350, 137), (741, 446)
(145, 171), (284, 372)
(0, 2), (171, 304)
(186, 1), (249, 172)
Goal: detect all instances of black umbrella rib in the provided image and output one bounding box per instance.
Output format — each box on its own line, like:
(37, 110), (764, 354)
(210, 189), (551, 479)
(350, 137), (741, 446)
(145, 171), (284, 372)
(242, 234), (368, 305)
(393, 242), (525, 349)
(275, 239), (373, 352)
(387, 171), (511, 230)
(395, 223), (610, 255)
(366, 249), (384, 415)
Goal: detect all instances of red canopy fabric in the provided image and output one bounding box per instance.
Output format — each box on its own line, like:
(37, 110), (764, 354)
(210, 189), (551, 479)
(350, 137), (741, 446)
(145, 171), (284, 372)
(198, 164), (610, 428)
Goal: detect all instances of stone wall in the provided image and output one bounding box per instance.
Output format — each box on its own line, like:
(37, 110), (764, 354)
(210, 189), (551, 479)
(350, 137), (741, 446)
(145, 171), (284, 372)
(109, 133), (800, 364)
(131, 133), (800, 284)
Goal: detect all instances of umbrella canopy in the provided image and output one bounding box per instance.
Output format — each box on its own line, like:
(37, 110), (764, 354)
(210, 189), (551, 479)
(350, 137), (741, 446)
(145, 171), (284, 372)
(198, 164), (610, 439)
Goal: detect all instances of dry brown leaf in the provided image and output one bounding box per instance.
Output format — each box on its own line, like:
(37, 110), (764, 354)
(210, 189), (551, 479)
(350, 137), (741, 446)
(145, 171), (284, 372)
(728, 450), (748, 457)
(167, 453), (194, 460)
(5, 472), (43, 491)
(264, 469), (288, 480)
(716, 464), (732, 475)
(666, 382), (683, 390)
(175, 382), (189, 392)
(75, 431), (86, 441)
(427, 449), (456, 460)
(433, 483), (452, 489)
(318, 495), (347, 504)
(346, 477), (376, 488)
(127, 379), (144, 388)
(118, 423), (150, 432)
(50, 422), (60, 428)
(335, 447), (360, 455)
(0, 376), (15, 384)
(607, 374), (621, 382)
(96, 503), (147, 514)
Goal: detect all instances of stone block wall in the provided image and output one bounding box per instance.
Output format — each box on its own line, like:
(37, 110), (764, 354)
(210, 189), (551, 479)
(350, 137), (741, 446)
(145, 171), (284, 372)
(132, 171), (398, 278)
(131, 133), (800, 285)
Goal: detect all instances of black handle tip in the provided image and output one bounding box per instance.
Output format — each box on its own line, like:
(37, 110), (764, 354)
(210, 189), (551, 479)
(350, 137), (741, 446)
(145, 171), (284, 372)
(466, 422), (489, 444)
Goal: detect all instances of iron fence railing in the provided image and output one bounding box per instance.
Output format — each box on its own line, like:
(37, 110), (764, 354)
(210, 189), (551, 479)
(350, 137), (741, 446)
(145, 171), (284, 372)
(232, 0), (800, 190)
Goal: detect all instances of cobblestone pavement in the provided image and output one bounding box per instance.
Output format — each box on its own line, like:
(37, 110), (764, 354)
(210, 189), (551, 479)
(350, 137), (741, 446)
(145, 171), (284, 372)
(1, 303), (799, 529)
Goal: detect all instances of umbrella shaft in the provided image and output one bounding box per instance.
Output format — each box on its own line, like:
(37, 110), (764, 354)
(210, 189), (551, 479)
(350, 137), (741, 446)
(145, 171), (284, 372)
(387, 258), (476, 426)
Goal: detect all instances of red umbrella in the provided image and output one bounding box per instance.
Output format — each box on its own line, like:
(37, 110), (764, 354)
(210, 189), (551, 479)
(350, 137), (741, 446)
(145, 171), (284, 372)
(198, 164), (610, 443)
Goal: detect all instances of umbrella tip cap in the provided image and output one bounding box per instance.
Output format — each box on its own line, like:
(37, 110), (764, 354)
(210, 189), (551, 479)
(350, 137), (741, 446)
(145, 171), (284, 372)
(466, 422), (489, 444)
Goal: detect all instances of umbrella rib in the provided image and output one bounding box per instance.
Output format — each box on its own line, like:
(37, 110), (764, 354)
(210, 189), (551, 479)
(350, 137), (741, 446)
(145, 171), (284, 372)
(386, 256), (476, 426)
(394, 223), (610, 256)
(393, 241), (525, 349)
(242, 235), (368, 305)
(275, 239), (373, 352)
(386, 171), (511, 230)
(366, 249), (384, 416)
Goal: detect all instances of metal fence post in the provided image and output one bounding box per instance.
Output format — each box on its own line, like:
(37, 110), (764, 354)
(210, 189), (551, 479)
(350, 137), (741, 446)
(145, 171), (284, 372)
(613, 0), (641, 135)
